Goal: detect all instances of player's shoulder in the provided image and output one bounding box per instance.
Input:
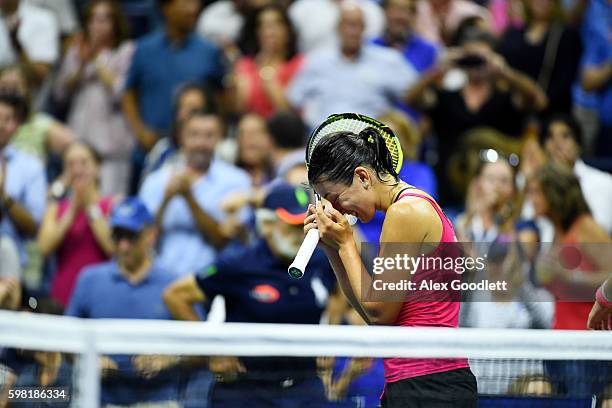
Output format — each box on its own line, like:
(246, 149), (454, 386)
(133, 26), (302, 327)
(388, 190), (439, 220)
(382, 190), (441, 239)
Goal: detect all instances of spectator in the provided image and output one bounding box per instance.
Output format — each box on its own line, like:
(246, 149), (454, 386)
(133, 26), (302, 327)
(288, 0), (385, 53)
(456, 157), (554, 395)
(0, 0), (60, 86)
(196, 0), (247, 49)
(233, 4), (303, 118)
(236, 113), (274, 187)
(579, 0), (612, 157)
(539, 114), (612, 234)
(65, 197), (186, 407)
(219, 113), (305, 218)
(163, 183), (334, 408)
(407, 28), (546, 205)
(530, 163), (611, 328)
(488, 0), (524, 36)
(0, 65), (74, 162)
(53, 0), (135, 196)
(144, 82), (217, 178)
(379, 109), (437, 196)
(0, 93), (46, 269)
(456, 157), (552, 324)
(37, 143), (114, 307)
(122, 0), (224, 190)
(529, 163), (612, 397)
(357, 109), (437, 243)
(267, 111), (306, 174)
(25, 0), (80, 38)
(507, 374), (554, 396)
(139, 111), (251, 276)
(288, 2), (418, 130)
(373, 0), (438, 74)
(413, 0), (491, 46)
(497, 0), (582, 116)
(0, 236), (20, 310)
(321, 306), (385, 407)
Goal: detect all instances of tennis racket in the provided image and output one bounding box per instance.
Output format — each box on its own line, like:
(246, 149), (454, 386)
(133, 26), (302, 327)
(288, 113), (404, 279)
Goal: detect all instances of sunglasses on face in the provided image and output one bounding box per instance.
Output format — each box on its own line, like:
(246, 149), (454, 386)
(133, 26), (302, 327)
(111, 228), (140, 243)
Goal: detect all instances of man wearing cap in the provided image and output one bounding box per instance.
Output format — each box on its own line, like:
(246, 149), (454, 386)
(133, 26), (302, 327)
(65, 197), (188, 407)
(163, 183), (335, 407)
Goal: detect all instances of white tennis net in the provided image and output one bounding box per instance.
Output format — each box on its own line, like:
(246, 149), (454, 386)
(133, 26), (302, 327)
(0, 310), (611, 407)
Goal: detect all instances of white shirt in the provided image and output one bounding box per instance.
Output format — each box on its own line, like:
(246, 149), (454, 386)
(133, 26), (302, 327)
(196, 0), (244, 45)
(24, 0), (78, 34)
(0, 1), (59, 65)
(288, 0), (384, 53)
(574, 159), (612, 234)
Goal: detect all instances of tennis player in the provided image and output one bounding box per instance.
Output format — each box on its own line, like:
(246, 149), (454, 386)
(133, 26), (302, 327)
(304, 114), (477, 407)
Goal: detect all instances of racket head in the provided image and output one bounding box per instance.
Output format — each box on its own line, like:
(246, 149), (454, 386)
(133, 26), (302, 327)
(306, 113), (404, 174)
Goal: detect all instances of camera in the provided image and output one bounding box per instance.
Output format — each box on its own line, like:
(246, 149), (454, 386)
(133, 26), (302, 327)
(455, 54), (486, 68)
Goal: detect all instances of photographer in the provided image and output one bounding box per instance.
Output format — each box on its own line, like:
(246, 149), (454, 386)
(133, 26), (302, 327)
(406, 27), (547, 206)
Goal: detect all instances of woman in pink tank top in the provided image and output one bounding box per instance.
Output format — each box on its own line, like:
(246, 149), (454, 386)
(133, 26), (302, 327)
(304, 115), (477, 407)
(38, 143), (115, 306)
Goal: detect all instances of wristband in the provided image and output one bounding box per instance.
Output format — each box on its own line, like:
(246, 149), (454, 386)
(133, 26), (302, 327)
(596, 285), (612, 308)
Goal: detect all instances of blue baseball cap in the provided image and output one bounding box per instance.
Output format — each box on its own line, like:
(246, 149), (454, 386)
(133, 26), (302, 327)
(110, 197), (154, 232)
(262, 183), (310, 225)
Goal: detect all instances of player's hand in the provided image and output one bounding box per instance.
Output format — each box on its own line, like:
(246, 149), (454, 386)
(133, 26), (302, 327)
(588, 301), (612, 330)
(313, 201), (353, 250)
(304, 204), (340, 252)
(209, 356), (246, 382)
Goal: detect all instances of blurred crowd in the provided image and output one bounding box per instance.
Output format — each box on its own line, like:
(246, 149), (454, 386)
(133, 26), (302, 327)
(0, 0), (611, 406)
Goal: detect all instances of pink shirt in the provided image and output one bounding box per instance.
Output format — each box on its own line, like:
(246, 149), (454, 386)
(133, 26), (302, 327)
(235, 54), (304, 118)
(384, 192), (469, 383)
(50, 197), (114, 306)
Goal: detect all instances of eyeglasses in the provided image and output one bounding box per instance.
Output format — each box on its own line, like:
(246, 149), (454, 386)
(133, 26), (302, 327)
(111, 228), (140, 243)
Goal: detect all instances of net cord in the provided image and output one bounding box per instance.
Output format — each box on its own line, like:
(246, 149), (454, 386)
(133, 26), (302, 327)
(0, 311), (610, 361)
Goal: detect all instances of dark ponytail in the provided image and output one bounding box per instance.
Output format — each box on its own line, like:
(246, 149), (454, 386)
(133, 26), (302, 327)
(308, 127), (399, 186)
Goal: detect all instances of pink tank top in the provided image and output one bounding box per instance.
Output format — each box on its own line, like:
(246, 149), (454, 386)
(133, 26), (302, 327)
(50, 197), (114, 306)
(383, 192), (469, 383)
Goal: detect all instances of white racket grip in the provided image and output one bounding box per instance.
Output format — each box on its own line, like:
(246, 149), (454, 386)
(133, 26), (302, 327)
(288, 228), (320, 279)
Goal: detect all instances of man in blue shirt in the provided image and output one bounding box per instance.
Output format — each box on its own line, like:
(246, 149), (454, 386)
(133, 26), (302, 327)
(139, 111), (251, 276)
(372, 0), (437, 73)
(372, 0), (437, 119)
(122, 0), (224, 147)
(0, 93), (46, 272)
(66, 198), (189, 407)
(121, 0), (225, 193)
(163, 183), (335, 407)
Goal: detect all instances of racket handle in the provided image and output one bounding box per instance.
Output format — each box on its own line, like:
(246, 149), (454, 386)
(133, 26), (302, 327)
(288, 228), (320, 279)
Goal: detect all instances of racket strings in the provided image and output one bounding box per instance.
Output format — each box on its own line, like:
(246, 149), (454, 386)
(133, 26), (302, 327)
(306, 114), (403, 174)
